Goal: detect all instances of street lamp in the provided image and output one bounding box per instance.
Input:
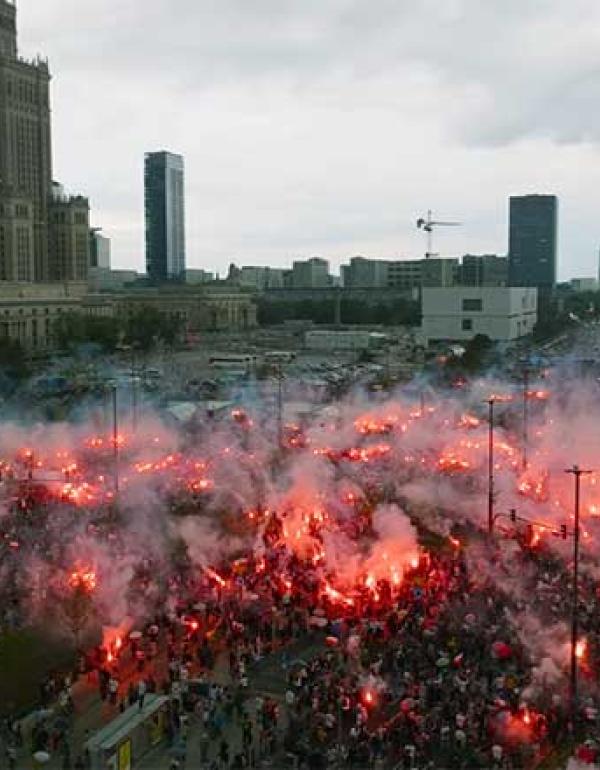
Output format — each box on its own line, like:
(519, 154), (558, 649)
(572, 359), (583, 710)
(112, 384), (119, 495)
(487, 397), (496, 534)
(565, 464), (591, 732)
(522, 365), (529, 470)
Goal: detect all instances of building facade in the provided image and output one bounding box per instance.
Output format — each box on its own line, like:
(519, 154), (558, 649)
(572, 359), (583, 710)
(421, 286), (538, 345)
(48, 184), (90, 281)
(145, 151), (186, 282)
(508, 194), (558, 289)
(459, 254), (508, 287)
(291, 257), (330, 288)
(90, 229), (111, 269)
(0, 283), (258, 350)
(236, 266), (286, 290)
(184, 268), (214, 285)
(0, 0), (52, 281)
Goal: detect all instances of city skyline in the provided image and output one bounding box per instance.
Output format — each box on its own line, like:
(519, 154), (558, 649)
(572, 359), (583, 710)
(17, 0), (600, 280)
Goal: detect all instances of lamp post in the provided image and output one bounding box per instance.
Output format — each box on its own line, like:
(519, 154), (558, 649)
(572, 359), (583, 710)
(522, 365), (529, 470)
(276, 362), (284, 449)
(131, 347), (138, 432)
(487, 397), (496, 534)
(112, 384), (119, 495)
(565, 464), (591, 732)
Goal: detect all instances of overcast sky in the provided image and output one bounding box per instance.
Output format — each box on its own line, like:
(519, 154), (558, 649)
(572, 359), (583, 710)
(18, 0), (600, 279)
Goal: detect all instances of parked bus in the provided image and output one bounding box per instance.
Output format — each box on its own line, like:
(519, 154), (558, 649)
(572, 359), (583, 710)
(209, 353), (257, 372)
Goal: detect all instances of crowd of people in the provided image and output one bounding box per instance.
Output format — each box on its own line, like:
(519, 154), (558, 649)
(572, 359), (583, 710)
(5, 528), (600, 769)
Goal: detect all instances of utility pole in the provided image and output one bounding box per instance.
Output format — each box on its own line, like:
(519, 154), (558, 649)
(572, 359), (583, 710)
(112, 384), (119, 495)
(276, 362), (283, 449)
(487, 398), (496, 534)
(522, 364), (529, 470)
(565, 464), (591, 732)
(131, 347), (138, 432)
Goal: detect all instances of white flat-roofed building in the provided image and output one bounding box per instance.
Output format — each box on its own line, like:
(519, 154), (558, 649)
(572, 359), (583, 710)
(421, 286), (537, 345)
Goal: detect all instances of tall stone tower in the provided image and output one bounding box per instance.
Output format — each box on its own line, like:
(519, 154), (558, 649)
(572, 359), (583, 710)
(0, 0), (52, 281)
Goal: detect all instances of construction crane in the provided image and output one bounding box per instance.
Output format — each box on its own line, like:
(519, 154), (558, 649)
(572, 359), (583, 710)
(417, 210), (462, 259)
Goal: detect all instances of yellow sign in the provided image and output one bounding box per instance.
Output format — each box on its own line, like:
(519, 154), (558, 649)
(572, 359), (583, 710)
(149, 711), (165, 746)
(118, 739), (131, 770)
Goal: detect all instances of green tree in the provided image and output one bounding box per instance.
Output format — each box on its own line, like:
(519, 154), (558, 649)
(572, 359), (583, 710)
(0, 337), (30, 380)
(123, 306), (184, 351)
(54, 312), (121, 352)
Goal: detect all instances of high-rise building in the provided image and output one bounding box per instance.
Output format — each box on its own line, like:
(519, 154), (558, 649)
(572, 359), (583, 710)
(145, 151), (186, 282)
(508, 195), (558, 289)
(89, 228), (111, 269)
(0, 0), (52, 281)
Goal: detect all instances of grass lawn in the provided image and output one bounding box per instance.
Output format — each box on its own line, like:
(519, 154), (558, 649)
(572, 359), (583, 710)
(0, 628), (75, 716)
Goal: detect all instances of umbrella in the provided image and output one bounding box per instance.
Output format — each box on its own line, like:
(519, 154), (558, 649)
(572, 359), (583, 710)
(129, 630), (142, 640)
(33, 751), (51, 764)
(436, 656), (450, 668)
(325, 636), (339, 647)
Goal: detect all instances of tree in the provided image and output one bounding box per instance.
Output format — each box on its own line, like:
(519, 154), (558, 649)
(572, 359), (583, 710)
(0, 337), (30, 381)
(54, 312), (121, 352)
(123, 306), (184, 351)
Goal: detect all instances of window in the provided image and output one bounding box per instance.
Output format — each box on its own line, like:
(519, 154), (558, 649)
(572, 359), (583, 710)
(462, 298), (482, 312)
(462, 319), (473, 331)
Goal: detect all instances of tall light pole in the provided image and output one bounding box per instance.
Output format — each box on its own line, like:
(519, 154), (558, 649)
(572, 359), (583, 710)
(487, 398), (496, 534)
(112, 384), (119, 495)
(131, 347), (138, 432)
(276, 362), (284, 449)
(565, 464), (591, 731)
(522, 365), (529, 470)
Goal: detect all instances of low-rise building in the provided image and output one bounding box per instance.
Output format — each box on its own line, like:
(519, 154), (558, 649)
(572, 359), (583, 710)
(0, 283), (258, 350)
(291, 257), (330, 288)
(184, 269), (214, 285)
(570, 278), (599, 292)
(88, 268), (140, 292)
(459, 254), (508, 287)
(238, 266), (286, 290)
(421, 286), (537, 345)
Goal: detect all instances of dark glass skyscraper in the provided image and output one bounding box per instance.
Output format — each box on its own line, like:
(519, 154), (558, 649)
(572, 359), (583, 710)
(144, 151), (186, 282)
(508, 195), (557, 289)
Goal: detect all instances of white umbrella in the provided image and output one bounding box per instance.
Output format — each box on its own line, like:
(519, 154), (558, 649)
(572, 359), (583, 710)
(129, 630), (142, 640)
(33, 751), (51, 764)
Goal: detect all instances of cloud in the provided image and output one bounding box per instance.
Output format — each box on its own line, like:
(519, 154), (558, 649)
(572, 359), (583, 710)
(16, 0), (600, 277)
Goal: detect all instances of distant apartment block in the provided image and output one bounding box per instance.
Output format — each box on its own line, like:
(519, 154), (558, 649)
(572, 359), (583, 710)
(185, 269), (214, 285)
(291, 257), (330, 288)
(459, 254), (508, 287)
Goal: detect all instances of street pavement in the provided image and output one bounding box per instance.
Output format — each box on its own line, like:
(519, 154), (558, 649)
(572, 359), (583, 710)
(12, 635), (324, 770)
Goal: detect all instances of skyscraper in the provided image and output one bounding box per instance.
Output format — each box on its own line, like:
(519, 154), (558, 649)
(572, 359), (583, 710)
(508, 195), (558, 289)
(145, 151), (186, 282)
(0, 0), (52, 281)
